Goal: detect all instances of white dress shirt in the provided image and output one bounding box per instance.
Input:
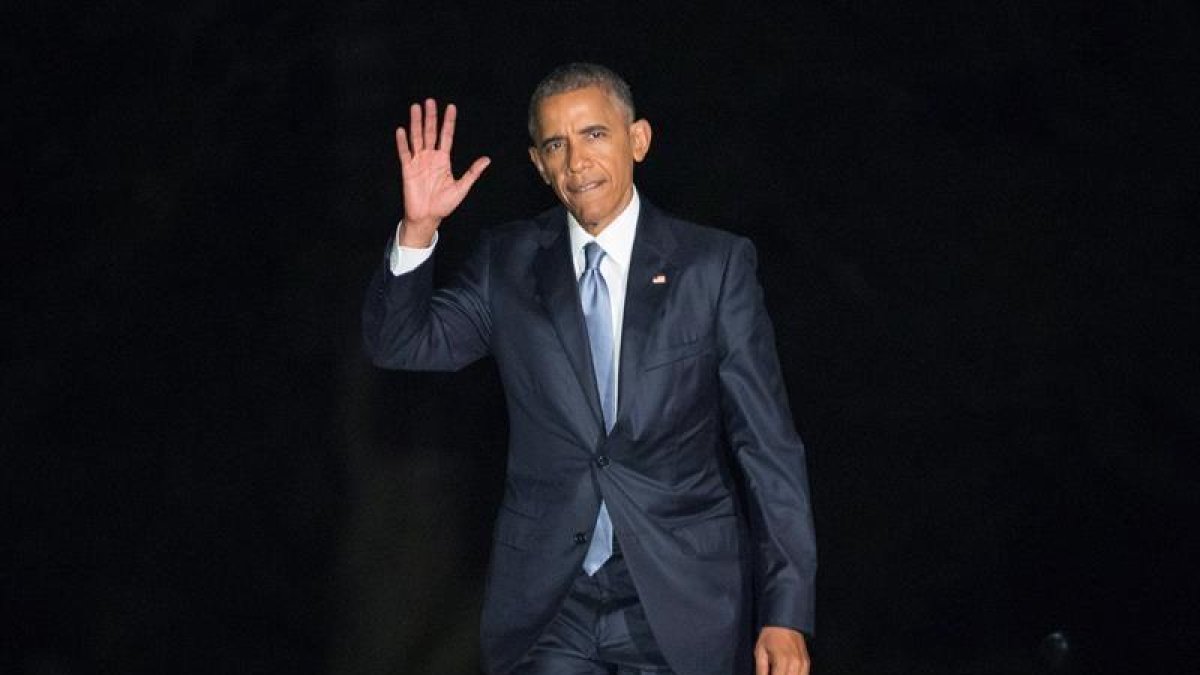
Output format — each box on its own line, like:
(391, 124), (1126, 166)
(389, 189), (642, 407)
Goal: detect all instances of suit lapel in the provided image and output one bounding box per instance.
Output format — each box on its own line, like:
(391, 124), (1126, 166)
(617, 202), (678, 425)
(534, 209), (606, 436)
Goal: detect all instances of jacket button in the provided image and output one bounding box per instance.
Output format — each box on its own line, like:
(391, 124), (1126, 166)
(595, 455), (610, 467)
(573, 532), (587, 544)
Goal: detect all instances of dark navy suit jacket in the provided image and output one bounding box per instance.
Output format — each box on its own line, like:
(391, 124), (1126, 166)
(363, 199), (816, 675)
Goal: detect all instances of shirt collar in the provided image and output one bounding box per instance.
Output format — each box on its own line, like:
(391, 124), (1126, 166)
(567, 188), (640, 271)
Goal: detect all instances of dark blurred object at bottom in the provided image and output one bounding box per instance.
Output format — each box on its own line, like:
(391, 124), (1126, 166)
(1037, 630), (1073, 673)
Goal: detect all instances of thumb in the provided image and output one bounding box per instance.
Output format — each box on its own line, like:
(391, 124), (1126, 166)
(755, 647), (770, 675)
(458, 156), (491, 191)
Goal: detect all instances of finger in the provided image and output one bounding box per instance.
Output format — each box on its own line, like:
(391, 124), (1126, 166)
(457, 156), (491, 191)
(395, 127), (411, 164)
(409, 103), (423, 152)
(754, 649), (769, 675)
(423, 98), (438, 152)
(439, 103), (457, 153)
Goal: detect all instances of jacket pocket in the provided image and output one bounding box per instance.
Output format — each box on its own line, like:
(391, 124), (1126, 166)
(671, 514), (741, 560)
(493, 505), (538, 551)
(643, 334), (716, 371)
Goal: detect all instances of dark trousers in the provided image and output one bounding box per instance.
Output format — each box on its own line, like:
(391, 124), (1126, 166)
(512, 547), (674, 675)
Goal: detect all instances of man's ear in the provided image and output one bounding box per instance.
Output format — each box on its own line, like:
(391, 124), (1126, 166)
(528, 146), (550, 184)
(630, 119), (652, 163)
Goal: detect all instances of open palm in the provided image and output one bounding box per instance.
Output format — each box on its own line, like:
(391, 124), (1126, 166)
(396, 98), (490, 236)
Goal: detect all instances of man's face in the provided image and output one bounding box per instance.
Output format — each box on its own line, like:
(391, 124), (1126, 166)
(528, 85), (651, 234)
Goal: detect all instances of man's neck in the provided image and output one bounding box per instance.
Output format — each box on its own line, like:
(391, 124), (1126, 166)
(580, 221), (608, 237)
(567, 189), (640, 274)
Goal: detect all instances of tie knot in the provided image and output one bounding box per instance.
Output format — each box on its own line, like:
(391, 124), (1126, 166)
(583, 242), (606, 272)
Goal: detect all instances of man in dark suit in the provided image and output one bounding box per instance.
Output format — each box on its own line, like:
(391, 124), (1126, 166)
(363, 63), (816, 675)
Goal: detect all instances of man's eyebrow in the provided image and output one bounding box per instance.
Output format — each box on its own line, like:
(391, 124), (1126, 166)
(579, 124), (609, 135)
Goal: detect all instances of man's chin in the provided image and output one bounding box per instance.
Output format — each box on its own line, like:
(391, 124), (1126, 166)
(565, 196), (611, 226)
(573, 213), (608, 233)
(565, 205), (594, 225)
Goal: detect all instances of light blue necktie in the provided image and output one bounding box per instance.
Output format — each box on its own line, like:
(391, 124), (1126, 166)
(580, 242), (615, 576)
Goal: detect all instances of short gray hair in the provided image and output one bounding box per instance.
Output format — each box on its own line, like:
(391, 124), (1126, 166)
(527, 62), (636, 141)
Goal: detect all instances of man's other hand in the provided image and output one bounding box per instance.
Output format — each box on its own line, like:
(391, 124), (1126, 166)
(754, 626), (810, 675)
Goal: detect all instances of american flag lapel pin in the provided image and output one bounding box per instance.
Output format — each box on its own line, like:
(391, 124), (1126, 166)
(651, 273), (667, 285)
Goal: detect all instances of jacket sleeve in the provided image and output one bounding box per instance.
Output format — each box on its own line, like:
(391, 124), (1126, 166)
(362, 230), (493, 372)
(715, 236), (817, 636)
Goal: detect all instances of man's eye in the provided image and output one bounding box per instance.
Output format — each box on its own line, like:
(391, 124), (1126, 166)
(545, 141), (563, 152)
(587, 130), (605, 139)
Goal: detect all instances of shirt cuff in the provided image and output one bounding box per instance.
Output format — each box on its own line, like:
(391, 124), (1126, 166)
(388, 221), (438, 276)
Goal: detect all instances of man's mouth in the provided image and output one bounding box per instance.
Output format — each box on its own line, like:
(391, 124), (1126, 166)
(568, 180), (604, 194)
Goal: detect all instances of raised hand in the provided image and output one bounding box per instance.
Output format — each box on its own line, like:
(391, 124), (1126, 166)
(395, 98), (490, 246)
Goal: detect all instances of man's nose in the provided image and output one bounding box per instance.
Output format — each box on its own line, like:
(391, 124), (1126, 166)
(566, 145), (591, 173)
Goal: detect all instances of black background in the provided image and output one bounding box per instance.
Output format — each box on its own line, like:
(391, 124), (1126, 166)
(6, 1), (1199, 673)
